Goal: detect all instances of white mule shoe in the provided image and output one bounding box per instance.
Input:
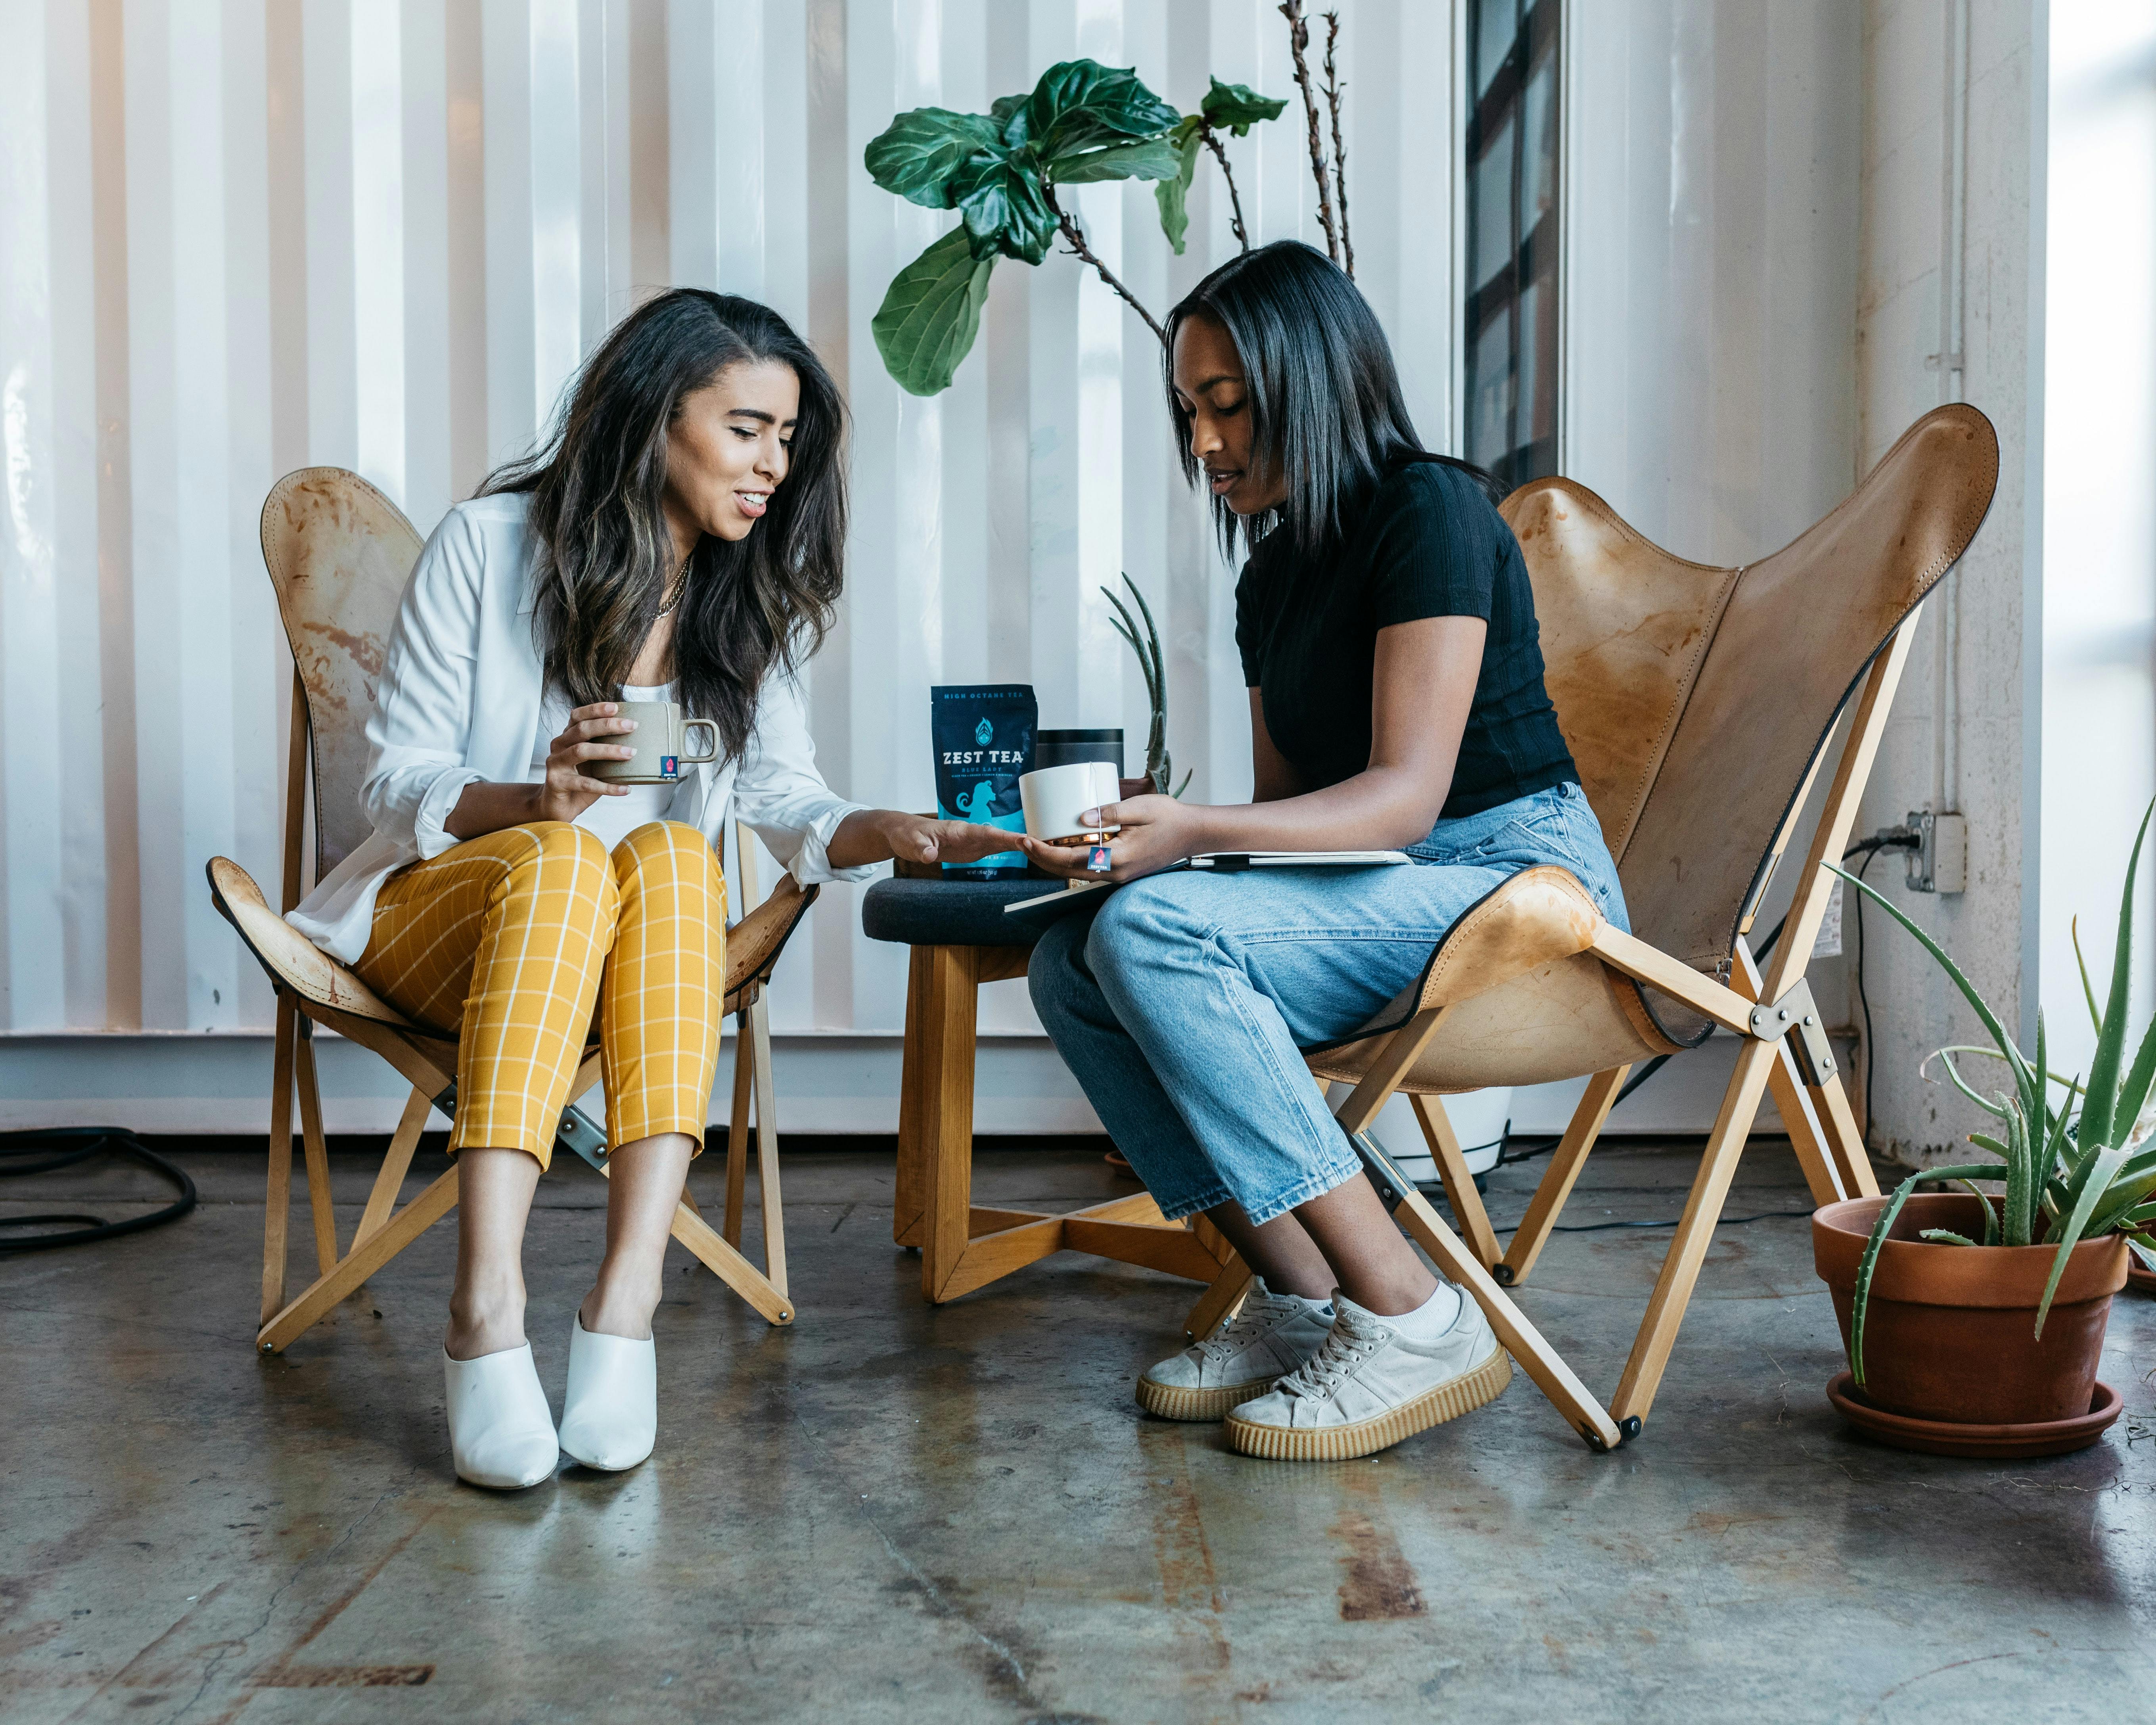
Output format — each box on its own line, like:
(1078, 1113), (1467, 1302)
(557, 1314), (657, 1472)
(442, 1342), (559, 1490)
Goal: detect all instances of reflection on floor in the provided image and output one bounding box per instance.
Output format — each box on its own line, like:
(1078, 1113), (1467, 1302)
(5, 1138), (2154, 1723)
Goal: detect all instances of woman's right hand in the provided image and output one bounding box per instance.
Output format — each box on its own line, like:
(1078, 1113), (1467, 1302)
(532, 701), (637, 823)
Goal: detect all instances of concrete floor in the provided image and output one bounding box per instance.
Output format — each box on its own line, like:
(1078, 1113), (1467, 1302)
(4, 1135), (2154, 1725)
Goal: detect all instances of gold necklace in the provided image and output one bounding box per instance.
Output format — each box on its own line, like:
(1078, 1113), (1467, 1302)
(656, 554), (692, 618)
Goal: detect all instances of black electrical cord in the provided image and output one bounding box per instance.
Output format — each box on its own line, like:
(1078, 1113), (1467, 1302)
(0, 1127), (197, 1252)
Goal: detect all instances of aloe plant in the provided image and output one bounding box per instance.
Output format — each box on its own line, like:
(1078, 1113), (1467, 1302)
(1101, 574), (1190, 798)
(1831, 801), (2156, 1386)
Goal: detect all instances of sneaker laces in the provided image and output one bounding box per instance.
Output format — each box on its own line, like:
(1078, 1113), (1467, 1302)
(1196, 1288), (1307, 1365)
(1276, 1311), (1388, 1401)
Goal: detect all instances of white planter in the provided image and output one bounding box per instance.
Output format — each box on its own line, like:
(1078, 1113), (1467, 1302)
(1338, 1087), (1515, 1184)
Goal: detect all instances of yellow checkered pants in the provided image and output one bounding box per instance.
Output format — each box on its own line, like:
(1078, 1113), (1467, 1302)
(353, 821), (727, 1169)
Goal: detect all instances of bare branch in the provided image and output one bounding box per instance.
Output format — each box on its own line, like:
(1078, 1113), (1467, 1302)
(1053, 204), (1168, 346)
(1279, 0), (1340, 264)
(1200, 126), (1251, 251)
(1323, 11), (1353, 277)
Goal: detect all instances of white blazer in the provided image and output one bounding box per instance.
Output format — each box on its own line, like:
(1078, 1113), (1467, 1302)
(288, 492), (871, 963)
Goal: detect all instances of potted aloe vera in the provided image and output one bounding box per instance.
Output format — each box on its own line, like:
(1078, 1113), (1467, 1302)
(1810, 805), (2156, 1456)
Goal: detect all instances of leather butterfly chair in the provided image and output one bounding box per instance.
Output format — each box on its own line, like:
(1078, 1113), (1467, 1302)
(206, 468), (815, 1353)
(1184, 404), (2000, 1450)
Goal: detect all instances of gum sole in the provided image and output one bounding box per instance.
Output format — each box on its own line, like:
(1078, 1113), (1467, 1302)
(1224, 1347), (1513, 1461)
(1136, 1375), (1274, 1422)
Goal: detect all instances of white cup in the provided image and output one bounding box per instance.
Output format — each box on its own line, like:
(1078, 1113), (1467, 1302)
(1018, 761), (1123, 845)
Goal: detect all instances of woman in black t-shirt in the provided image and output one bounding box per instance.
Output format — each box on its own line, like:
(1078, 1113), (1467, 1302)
(1023, 242), (1629, 1462)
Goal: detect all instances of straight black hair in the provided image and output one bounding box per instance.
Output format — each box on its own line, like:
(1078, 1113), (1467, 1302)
(481, 289), (847, 766)
(1163, 240), (1500, 561)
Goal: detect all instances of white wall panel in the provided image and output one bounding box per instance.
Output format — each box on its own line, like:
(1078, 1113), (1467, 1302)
(0, 0), (1458, 1045)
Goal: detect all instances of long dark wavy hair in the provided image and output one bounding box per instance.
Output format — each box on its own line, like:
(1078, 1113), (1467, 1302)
(481, 290), (847, 765)
(1163, 240), (1499, 561)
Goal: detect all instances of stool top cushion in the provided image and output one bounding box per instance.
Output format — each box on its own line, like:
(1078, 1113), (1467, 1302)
(860, 876), (1062, 948)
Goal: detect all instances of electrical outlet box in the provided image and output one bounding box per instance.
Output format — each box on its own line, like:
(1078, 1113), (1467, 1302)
(1904, 809), (1968, 895)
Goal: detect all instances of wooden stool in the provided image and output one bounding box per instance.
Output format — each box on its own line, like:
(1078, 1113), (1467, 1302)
(862, 873), (1232, 1316)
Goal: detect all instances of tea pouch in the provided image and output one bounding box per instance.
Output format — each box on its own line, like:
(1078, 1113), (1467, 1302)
(931, 684), (1035, 878)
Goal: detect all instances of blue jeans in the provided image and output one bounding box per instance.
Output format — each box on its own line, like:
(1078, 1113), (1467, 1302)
(1027, 782), (1629, 1227)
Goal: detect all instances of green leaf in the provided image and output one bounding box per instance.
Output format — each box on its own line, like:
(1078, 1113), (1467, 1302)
(1850, 1164), (2000, 1386)
(1023, 60), (1179, 161)
(2083, 1165), (2156, 1238)
(990, 91), (1029, 143)
(1199, 75), (1289, 135)
(1924, 1048), (2013, 1118)
(1052, 137), (1183, 184)
(871, 227), (996, 397)
(2003, 1098), (2033, 1247)
(2079, 801), (2154, 1154)
(1918, 1229), (1980, 1246)
(1155, 130), (1203, 254)
(2073, 916), (2104, 1035)
(1954, 1181), (2003, 1246)
(947, 147), (1058, 264)
(1830, 865), (2037, 1119)
(865, 107), (1006, 207)
(2037, 1142), (2130, 1336)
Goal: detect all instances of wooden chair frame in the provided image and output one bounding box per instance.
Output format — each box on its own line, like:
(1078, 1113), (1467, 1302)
(216, 664), (808, 1354)
(1190, 616), (1914, 1452)
(890, 939), (1237, 1319)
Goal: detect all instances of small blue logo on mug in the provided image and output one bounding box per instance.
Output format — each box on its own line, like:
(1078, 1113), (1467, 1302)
(660, 755), (679, 777)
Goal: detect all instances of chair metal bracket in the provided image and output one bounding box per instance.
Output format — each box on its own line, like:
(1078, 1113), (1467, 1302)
(427, 1081), (612, 1173)
(1747, 978), (1836, 1086)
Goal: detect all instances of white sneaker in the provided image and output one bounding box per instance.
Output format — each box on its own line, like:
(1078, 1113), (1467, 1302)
(557, 1314), (658, 1472)
(1136, 1278), (1335, 1422)
(1225, 1291), (1511, 1461)
(443, 1343), (559, 1490)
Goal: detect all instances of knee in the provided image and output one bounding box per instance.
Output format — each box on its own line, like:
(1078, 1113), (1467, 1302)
(613, 822), (725, 913)
(613, 820), (716, 876)
(516, 822), (614, 889)
(1085, 881), (1200, 991)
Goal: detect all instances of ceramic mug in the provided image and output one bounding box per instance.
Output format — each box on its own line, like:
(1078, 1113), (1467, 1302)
(1018, 760), (1123, 846)
(588, 700), (721, 784)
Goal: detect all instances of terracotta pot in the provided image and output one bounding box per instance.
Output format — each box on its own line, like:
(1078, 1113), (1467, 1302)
(1811, 1193), (2127, 1424)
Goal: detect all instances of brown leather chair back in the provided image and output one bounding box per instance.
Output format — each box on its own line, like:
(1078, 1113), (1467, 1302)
(1505, 404), (1999, 1039)
(259, 469), (424, 882)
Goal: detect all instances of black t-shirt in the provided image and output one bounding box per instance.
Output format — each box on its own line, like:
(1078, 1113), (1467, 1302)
(1234, 457), (1576, 821)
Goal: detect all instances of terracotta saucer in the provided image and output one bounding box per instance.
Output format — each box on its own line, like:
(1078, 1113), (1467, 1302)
(1826, 1372), (2122, 1458)
(2127, 1257), (2156, 1295)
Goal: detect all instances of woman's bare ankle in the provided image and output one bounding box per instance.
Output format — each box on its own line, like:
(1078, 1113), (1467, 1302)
(446, 1279), (527, 1361)
(579, 1276), (661, 1341)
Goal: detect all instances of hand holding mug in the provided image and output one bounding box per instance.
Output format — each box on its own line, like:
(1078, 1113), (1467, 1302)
(533, 702), (638, 822)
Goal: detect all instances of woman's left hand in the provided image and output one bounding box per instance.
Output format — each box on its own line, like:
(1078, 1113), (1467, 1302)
(1015, 793), (1207, 883)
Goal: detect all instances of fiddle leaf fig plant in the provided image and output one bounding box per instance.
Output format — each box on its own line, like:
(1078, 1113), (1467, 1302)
(1831, 800), (2156, 1387)
(865, 59), (1285, 396)
(866, 60), (1185, 394)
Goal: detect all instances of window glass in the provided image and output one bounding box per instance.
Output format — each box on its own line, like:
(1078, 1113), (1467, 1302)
(1470, 114), (1515, 292)
(1474, 0), (1517, 98)
(1463, 0), (1560, 489)
(1522, 52), (1558, 232)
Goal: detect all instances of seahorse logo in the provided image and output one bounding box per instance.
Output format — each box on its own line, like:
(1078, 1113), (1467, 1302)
(974, 717), (994, 748)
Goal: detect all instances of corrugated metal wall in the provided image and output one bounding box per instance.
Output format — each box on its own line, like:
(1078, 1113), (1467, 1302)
(0, 0), (1459, 1042)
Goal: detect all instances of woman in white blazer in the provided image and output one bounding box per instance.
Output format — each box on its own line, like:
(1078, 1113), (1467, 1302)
(290, 291), (1006, 1489)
